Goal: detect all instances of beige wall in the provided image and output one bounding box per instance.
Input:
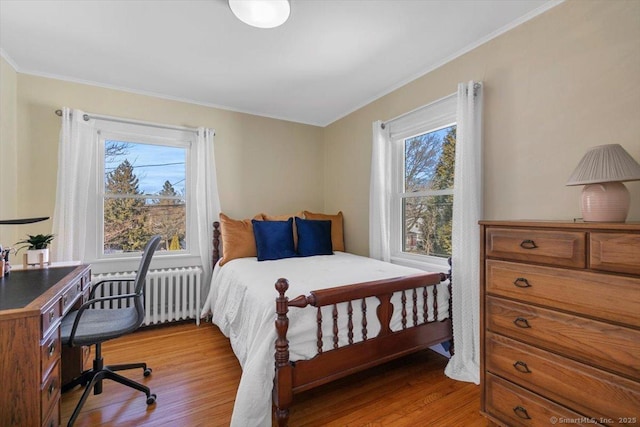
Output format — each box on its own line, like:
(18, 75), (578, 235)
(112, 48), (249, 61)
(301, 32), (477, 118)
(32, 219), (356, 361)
(0, 57), (19, 245)
(6, 73), (324, 246)
(324, 0), (640, 256)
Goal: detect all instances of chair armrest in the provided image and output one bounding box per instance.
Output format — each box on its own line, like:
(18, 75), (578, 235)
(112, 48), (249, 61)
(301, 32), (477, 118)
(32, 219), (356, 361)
(66, 292), (137, 347)
(90, 278), (135, 299)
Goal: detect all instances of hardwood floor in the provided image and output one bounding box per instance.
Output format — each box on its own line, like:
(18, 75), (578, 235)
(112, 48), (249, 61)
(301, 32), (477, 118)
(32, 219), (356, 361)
(61, 322), (487, 426)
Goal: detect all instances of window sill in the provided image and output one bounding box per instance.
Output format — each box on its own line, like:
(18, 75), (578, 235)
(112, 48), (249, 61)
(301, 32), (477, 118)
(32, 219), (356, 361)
(390, 253), (450, 275)
(88, 253), (202, 275)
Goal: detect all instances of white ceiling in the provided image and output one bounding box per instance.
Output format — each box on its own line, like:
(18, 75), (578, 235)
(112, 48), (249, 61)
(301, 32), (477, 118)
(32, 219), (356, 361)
(0, 0), (559, 126)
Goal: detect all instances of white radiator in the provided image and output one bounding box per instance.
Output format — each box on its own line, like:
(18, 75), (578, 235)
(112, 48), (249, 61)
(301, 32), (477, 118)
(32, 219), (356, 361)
(92, 266), (202, 326)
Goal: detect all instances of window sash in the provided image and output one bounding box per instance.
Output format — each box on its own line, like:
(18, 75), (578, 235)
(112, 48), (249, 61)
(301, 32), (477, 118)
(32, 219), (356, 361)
(400, 189), (453, 198)
(92, 121), (196, 262)
(388, 94), (456, 266)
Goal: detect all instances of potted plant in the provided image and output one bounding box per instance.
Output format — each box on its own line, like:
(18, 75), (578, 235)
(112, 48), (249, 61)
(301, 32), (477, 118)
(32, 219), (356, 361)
(15, 233), (55, 266)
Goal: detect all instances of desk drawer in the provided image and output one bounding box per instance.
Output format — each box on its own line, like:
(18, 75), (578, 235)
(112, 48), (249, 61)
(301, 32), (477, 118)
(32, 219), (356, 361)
(82, 270), (91, 290)
(41, 396), (60, 427)
(41, 331), (60, 381)
(485, 260), (640, 327)
(41, 361), (60, 425)
(486, 332), (640, 421)
(485, 373), (603, 427)
(62, 278), (83, 313)
(486, 296), (640, 380)
(41, 299), (61, 339)
(485, 228), (586, 268)
(590, 232), (640, 275)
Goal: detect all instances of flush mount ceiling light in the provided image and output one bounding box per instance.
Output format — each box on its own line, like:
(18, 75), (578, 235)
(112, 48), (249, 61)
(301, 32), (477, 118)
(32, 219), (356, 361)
(229, 0), (290, 29)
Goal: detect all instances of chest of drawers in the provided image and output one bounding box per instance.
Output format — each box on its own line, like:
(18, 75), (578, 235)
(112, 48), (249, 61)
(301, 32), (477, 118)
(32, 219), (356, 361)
(480, 221), (639, 427)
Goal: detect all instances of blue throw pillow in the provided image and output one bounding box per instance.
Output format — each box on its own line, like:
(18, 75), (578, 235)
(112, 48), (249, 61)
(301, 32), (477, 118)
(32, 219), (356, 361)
(252, 218), (297, 261)
(295, 217), (333, 257)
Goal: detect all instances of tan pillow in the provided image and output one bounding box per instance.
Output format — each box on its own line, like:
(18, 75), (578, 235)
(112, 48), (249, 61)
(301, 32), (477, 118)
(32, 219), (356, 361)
(303, 211), (345, 252)
(259, 212), (304, 221)
(219, 213), (262, 266)
(259, 212), (304, 248)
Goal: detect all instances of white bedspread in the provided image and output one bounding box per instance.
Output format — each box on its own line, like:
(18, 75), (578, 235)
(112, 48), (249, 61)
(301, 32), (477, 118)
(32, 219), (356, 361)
(201, 252), (449, 426)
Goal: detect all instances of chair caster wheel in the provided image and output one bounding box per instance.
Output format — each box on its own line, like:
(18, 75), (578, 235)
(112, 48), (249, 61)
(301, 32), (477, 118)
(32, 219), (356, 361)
(146, 394), (157, 405)
(143, 368), (152, 377)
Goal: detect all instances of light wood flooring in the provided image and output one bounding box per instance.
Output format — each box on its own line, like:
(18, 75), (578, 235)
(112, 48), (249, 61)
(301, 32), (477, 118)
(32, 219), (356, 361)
(61, 322), (487, 426)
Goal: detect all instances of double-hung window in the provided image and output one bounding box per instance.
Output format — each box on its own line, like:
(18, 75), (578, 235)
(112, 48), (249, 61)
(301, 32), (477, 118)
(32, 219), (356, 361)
(85, 119), (199, 271)
(389, 94), (457, 270)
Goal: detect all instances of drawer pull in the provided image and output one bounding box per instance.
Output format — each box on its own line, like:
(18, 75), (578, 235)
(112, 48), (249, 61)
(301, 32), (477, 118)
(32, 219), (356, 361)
(48, 342), (56, 357)
(63, 295), (68, 306)
(520, 239), (537, 249)
(49, 310), (55, 322)
(513, 360), (532, 373)
(513, 406), (531, 420)
(513, 277), (531, 288)
(48, 381), (56, 398)
(513, 317), (531, 328)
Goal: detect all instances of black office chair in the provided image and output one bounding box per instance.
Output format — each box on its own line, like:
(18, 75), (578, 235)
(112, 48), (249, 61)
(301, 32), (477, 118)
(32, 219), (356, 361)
(60, 235), (162, 426)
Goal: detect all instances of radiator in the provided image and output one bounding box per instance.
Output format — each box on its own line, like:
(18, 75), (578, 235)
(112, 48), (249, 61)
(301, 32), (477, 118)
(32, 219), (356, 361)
(92, 266), (202, 326)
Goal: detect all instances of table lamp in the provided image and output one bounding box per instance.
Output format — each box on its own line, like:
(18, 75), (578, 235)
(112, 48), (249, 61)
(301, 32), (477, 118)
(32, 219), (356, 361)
(566, 144), (640, 222)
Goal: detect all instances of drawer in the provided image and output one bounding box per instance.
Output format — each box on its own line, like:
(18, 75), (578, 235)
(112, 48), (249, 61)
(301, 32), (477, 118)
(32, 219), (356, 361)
(485, 373), (604, 427)
(590, 232), (640, 275)
(41, 330), (61, 381)
(485, 228), (586, 268)
(82, 269), (91, 290)
(485, 260), (640, 327)
(41, 299), (62, 339)
(41, 395), (60, 427)
(486, 331), (640, 422)
(61, 278), (83, 313)
(486, 296), (640, 380)
(41, 361), (60, 425)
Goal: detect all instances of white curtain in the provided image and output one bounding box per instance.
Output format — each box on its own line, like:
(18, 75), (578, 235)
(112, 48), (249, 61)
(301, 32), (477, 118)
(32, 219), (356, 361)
(444, 81), (483, 384)
(52, 108), (95, 262)
(194, 127), (221, 294)
(369, 120), (391, 262)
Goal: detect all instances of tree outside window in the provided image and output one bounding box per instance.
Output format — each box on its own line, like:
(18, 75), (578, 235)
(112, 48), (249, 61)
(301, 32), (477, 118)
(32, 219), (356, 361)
(402, 125), (456, 258)
(103, 140), (186, 255)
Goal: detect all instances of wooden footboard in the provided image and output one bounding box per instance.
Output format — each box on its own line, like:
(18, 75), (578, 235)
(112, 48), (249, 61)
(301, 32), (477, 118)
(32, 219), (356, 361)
(273, 270), (452, 426)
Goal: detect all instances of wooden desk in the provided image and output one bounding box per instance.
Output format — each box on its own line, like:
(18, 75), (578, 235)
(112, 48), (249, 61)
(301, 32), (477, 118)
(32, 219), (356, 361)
(0, 265), (91, 427)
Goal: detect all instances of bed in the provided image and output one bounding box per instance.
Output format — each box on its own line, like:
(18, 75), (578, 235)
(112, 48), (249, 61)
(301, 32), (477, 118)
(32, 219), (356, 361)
(202, 216), (453, 426)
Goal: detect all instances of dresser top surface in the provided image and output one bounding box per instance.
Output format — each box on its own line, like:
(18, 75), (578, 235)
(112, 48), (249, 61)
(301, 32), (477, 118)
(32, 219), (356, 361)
(479, 220), (640, 231)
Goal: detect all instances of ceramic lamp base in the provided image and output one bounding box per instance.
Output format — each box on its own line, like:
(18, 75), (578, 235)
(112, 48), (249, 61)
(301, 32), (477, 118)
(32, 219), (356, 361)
(581, 182), (630, 222)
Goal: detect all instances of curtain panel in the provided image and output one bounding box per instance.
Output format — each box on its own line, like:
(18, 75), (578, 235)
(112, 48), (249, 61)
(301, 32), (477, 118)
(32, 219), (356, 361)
(195, 127), (222, 294)
(52, 108), (95, 262)
(369, 120), (392, 262)
(444, 81), (483, 384)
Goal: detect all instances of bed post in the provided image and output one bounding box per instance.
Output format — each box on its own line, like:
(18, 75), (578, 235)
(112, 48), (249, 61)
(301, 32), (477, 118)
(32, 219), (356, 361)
(212, 221), (221, 266)
(274, 278), (293, 427)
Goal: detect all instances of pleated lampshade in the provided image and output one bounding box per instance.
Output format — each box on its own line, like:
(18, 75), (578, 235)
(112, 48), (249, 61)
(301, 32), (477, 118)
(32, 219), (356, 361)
(566, 144), (640, 222)
(567, 144), (640, 185)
